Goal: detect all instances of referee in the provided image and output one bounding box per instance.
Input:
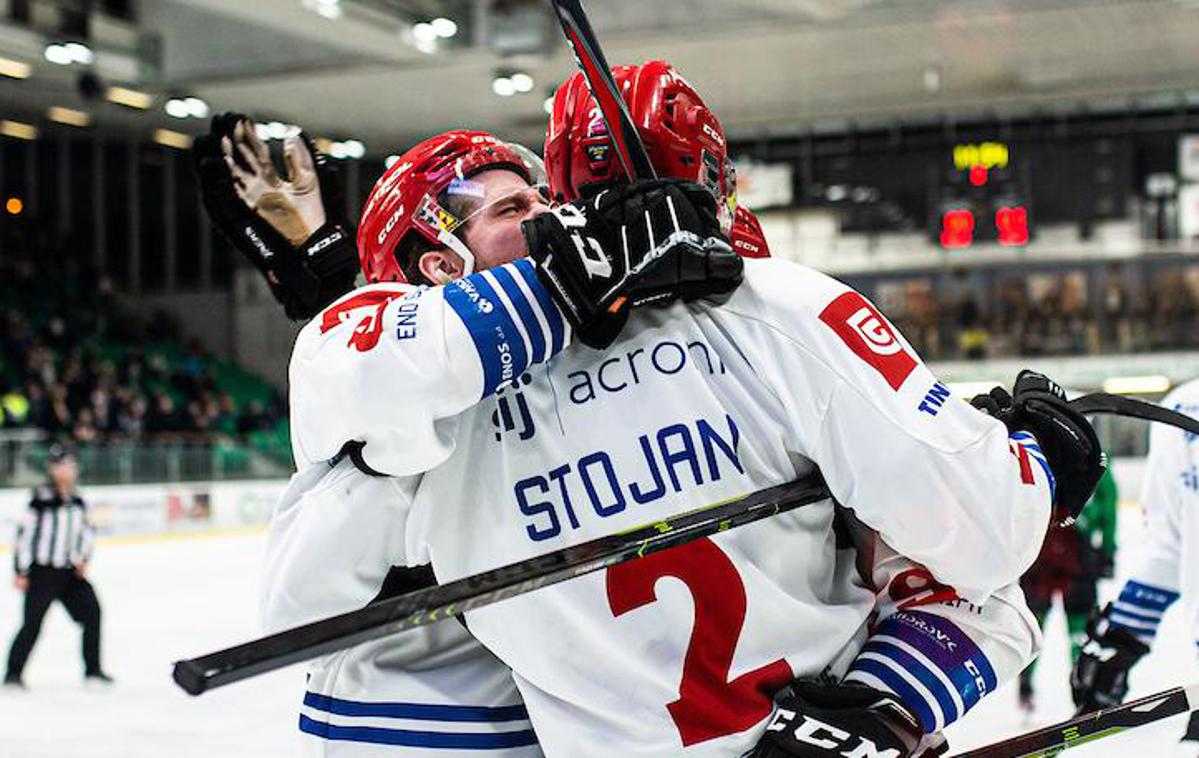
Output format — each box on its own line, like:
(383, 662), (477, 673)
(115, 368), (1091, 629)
(4, 445), (112, 689)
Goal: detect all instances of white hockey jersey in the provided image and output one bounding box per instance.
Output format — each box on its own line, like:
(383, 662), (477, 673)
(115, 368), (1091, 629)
(266, 257), (1052, 757)
(1106, 380), (1199, 647)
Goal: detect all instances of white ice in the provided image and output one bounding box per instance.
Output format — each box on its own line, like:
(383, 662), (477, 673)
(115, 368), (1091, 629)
(2, 508), (1198, 757)
(0, 532), (300, 758)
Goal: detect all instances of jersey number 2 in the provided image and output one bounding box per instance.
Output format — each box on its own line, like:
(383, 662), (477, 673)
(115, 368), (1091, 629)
(606, 537), (793, 746)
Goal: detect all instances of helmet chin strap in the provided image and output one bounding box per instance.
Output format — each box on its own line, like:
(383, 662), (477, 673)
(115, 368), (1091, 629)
(437, 229), (477, 277)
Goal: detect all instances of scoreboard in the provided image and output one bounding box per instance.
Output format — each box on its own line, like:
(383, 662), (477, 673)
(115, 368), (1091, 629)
(935, 141), (1031, 249)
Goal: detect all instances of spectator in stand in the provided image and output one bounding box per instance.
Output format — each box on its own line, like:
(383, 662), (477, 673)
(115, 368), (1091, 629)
(72, 409), (99, 444)
(956, 295), (990, 360)
(116, 396), (147, 440)
(44, 385), (71, 437)
(1100, 266), (1131, 352)
(145, 392), (178, 438)
(88, 388), (114, 435)
(236, 400), (273, 436)
(214, 393), (237, 437)
(1, 384), (29, 428)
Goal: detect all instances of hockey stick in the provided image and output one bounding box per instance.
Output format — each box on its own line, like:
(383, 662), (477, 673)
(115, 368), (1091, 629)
(172, 475), (830, 696)
(1070, 391), (1199, 436)
(952, 683), (1199, 757)
(173, 391), (1192, 696)
(548, 0), (657, 181)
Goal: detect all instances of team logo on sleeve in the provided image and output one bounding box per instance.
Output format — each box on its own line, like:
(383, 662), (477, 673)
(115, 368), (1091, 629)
(818, 291), (916, 390)
(319, 288), (405, 352)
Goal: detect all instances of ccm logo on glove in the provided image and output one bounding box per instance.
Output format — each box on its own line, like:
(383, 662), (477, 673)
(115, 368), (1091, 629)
(551, 204), (612, 280)
(819, 292), (916, 391)
(765, 710), (899, 758)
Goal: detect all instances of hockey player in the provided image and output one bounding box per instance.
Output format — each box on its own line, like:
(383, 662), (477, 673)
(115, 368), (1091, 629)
(1017, 465), (1117, 712)
(263, 93), (1106, 757)
(541, 60), (1082, 757)
(1072, 382), (1199, 751)
(262, 129), (743, 756)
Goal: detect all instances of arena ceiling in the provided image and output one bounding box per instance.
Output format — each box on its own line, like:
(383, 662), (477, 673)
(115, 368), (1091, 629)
(2, 0), (1199, 155)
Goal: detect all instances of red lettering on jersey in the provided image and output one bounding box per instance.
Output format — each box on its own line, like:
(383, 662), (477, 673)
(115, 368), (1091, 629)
(607, 538), (793, 747)
(888, 567), (961, 610)
(819, 291), (916, 391)
(319, 289), (404, 352)
(1009, 440), (1036, 485)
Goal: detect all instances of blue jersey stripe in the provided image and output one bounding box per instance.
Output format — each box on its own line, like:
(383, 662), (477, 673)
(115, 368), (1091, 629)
(1010, 433), (1055, 496)
(1030, 453), (1055, 498)
(303, 692), (529, 722)
(1110, 604), (1163, 624)
(848, 659), (938, 733)
(505, 262), (562, 362)
(300, 715), (539, 749)
(1118, 580), (1180, 611)
(862, 641), (958, 725)
(469, 273), (529, 392)
(489, 266), (547, 364)
(513, 259), (566, 355)
(1109, 613), (1160, 636)
(872, 611), (997, 709)
(444, 271), (529, 397)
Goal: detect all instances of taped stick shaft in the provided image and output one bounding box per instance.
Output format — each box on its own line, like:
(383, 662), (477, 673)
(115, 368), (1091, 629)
(549, 0), (656, 181)
(174, 475), (830, 695)
(952, 684), (1199, 757)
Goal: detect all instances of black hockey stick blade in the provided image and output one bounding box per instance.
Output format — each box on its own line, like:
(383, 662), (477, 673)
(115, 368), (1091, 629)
(173, 475), (830, 696)
(548, 0), (656, 181)
(1070, 391), (1199, 436)
(952, 683), (1199, 756)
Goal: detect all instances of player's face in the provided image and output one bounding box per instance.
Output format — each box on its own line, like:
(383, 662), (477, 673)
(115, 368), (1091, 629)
(459, 169), (551, 271)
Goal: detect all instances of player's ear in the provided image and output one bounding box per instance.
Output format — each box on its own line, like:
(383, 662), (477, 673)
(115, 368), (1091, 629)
(417, 249), (463, 285)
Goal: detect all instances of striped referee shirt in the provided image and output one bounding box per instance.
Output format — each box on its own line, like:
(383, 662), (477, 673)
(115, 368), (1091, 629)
(12, 485), (95, 575)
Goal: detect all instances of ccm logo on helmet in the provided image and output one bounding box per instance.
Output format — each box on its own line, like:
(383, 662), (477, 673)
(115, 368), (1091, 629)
(377, 206), (406, 246)
(819, 291), (916, 390)
(701, 122), (724, 147)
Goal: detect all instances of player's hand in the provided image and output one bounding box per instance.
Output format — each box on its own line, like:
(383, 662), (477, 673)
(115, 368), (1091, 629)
(748, 678), (943, 758)
(970, 370), (1106, 524)
(193, 113), (358, 320)
(75, 561), (88, 578)
(13, 575), (28, 592)
(523, 179), (742, 349)
(1071, 603), (1149, 714)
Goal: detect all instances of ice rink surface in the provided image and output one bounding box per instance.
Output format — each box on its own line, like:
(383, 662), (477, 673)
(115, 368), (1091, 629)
(2, 507), (1198, 757)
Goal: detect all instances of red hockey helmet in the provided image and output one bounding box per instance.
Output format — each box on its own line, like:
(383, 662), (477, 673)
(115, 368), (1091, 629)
(544, 60), (735, 236)
(730, 205), (771, 259)
(358, 130), (544, 283)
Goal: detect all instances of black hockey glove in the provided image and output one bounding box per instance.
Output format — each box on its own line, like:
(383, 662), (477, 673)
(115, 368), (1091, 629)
(749, 679), (946, 758)
(194, 113), (358, 320)
(1070, 603), (1150, 714)
(523, 179), (743, 349)
(970, 370), (1106, 524)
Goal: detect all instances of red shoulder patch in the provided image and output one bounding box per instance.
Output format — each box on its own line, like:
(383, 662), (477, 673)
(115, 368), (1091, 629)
(320, 289), (404, 352)
(819, 291), (916, 391)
